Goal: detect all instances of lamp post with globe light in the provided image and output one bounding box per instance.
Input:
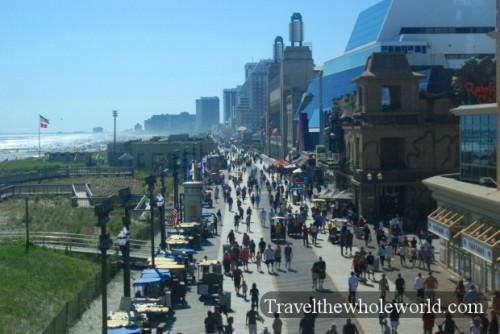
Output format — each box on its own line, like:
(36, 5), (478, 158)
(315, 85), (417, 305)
(367, 172), (383, 223)
(94, 198), (113, 334)
(118, 187), (132, 297)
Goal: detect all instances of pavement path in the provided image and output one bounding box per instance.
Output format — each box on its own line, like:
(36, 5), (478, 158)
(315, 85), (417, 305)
(69, 150), (477, 334)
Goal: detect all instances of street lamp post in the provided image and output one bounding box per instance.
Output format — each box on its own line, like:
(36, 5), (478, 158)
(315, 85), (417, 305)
(94, 198), (114, 334)
(183, 148), (188, 182)
(118, 187), (132, 297)
(113, 110), (118, 166)
(157, 192), (166, 251)
(170, 151), (180, 211)
(179, 193), (184, 223)
(145, 175), (156, 267)
(367, 172), (383, 223)
(117, 229), (130, 297)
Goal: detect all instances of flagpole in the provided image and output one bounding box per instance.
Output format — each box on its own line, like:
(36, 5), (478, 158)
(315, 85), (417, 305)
(38, 115), (41, 159)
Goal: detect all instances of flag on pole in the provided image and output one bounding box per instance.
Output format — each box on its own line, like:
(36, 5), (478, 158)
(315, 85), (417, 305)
(167, 209), (179, 226)
(191, 160), (196, 181)
(39, 115), (49, 128)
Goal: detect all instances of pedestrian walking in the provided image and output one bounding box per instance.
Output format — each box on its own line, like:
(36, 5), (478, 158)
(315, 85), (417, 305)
(311, 261), (320, 290)
(348, 271), (358, 305)
(422, 305), (435, 334)
(284, 243), (293, 269)
(245, 212), (251, 232)
(250, 283), (259, 308)
(379, 245), (387, 269)
(414, 272), (425, 302)
(424, 271), (438, 304)
(342, 318), (359, 334)
(379, 273), (390, 300)
(398, 245), (407, 267)
(232, 266), (244, 294)
(274, 245), (282, 270)
(260, 208), (267, 227)
(255, 252), (262, 272)
(246, 305), (259, 334)
(395, 273), (405, 303)
(317, 256), (326, 289)
(234, 214), (240, 232)
(263, 244), (275, 273)
(272, 312), (283, 334)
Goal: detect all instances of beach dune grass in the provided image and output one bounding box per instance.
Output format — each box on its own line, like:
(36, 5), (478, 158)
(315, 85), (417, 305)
(0, 243), (101, 334)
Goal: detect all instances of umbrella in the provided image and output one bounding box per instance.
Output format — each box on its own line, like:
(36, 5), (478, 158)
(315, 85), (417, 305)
(292, 168), (303, 174)
(272, 159), (289, 167)
(283, 164), (297, 169)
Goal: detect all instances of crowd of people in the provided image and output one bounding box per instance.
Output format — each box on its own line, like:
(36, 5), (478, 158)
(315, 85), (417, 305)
(197, 144), (500, 334)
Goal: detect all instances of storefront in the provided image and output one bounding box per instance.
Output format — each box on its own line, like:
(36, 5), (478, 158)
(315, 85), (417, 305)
(457, 219), (500, 293)
(427, 207), (469, 277)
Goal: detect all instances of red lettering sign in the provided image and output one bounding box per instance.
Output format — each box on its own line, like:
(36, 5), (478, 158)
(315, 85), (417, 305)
(464, 81), (496, 103)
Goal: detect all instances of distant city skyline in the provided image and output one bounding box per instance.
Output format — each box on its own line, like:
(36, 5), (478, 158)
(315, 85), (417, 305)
(0, 0), (380, 133)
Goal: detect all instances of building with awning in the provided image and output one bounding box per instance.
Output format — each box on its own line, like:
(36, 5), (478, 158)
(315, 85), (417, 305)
(423, 99), (499, 293)
(427, 207), (465, 240)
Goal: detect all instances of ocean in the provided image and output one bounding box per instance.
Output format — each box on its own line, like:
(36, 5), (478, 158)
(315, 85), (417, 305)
(0, 132), (149, 161)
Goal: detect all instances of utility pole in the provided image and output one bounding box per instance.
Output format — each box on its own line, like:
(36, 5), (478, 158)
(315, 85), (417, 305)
(113, 110), (118, 166)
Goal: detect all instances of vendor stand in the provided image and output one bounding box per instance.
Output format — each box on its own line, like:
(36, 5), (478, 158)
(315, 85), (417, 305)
(287, 213), (304, 236)
(270, 216), (286, 241)
(197, 259), (224, 297)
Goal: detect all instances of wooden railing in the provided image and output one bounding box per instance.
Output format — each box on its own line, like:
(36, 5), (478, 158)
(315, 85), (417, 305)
(0, 231), (150, 259)
(0, 166), (132, 185)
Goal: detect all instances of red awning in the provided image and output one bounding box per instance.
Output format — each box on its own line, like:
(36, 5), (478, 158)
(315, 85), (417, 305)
(272, 159), (289, 167)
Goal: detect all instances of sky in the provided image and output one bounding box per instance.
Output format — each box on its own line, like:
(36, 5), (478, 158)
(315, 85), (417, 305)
(0, 0), (380, 134)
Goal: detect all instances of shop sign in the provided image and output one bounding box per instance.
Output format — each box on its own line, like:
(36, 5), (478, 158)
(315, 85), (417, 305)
(427, 219), (450, 240)
(462, 235), (493, 263)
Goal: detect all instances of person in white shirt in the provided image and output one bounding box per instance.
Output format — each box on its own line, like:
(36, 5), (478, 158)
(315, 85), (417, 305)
(347, 271), (359, 305)
(414, 272), (426, 302)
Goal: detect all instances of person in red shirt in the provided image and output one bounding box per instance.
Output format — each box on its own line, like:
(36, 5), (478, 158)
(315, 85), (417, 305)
(240, 247), (250, 271)
(232, 266), (244, 294)
(422, 306), (435, 334)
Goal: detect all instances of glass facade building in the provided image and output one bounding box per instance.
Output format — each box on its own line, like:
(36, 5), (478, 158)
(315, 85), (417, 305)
(460, 114), (497, 182)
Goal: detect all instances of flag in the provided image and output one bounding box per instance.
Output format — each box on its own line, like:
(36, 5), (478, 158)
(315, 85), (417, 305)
(191, 160), (196, 181)
(167, 209), (179, 226)
(200, 158), (205, 179)
(40, 114), (49, 128)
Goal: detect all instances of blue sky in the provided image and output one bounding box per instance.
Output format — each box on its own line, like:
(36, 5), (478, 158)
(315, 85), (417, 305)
(0, 0), (379, 133)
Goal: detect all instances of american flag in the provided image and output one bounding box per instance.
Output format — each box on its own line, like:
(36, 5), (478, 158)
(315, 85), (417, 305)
(39, 114), (49, 128)
(167, 209), (179, 226)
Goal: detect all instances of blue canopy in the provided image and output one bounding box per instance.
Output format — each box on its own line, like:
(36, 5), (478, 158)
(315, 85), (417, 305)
(132, 276), (162, 286)
(108, 326), (141, 334)
(156, 253), (183, 261)
(171, 248), (195, 254)
(141, 269), (171, 281)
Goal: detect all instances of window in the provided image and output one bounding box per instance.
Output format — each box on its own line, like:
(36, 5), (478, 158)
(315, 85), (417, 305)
(381, 86), (402, 111)
(381, 137), (406, 169)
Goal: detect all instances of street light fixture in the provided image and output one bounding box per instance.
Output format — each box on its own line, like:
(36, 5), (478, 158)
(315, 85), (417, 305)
(145, 175), (156, 268)
(118, 187), (132, 297)
(94, 198), (114, 334)
(156, 192), (166, 251)
(367, 172), (383, 223)
(113, 110), (118, 166)
(116, 228), (130, 297)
